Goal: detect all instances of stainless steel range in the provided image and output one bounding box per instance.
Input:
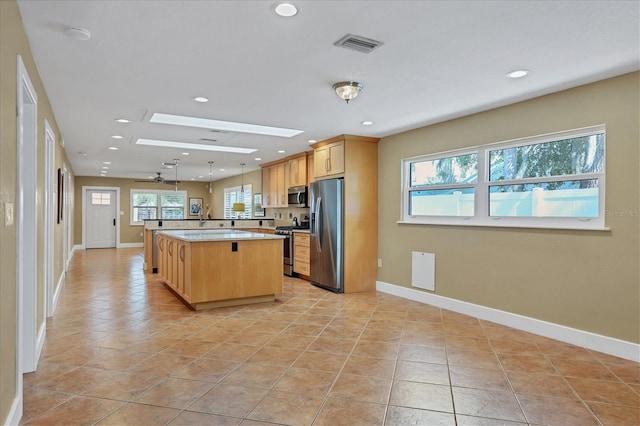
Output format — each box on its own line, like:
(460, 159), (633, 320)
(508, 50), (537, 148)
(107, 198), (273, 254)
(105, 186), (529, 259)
(275, 225), (309, 276)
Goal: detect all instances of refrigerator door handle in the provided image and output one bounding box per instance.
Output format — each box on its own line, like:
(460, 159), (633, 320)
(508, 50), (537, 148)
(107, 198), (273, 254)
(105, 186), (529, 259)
(315, 197), (322, 252)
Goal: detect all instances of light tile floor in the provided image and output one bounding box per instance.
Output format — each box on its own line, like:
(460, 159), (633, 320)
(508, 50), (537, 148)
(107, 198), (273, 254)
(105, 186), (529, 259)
(22, 248), (639, 425)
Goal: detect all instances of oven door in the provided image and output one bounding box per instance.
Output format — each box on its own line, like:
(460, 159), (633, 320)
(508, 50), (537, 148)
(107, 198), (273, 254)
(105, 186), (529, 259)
(282, 234), (293, 276)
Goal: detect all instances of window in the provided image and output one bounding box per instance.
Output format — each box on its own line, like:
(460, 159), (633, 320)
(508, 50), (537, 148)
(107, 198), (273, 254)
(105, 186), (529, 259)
(130, 189), (187, 225)
(224, 184), (252, 219)
(91, 192), (111, 205)
(401, 125), (606, 229)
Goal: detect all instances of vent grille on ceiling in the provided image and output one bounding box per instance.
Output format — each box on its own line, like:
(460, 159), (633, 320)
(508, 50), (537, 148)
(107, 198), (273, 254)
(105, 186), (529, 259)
(334, 34), (383, 53)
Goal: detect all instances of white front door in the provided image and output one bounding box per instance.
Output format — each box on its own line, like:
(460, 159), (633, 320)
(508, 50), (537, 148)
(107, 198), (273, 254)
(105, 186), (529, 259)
(85, 189), (117, 248)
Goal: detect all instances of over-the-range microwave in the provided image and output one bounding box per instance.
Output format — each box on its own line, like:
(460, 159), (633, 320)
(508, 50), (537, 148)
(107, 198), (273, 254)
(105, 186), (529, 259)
(287, 185), (308, 207)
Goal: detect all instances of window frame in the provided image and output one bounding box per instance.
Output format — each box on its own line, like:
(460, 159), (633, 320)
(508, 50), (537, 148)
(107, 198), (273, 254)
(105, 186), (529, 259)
(223, 184), (253, 219)
(130, 189), (187, 225)
(401, 125), (607, 230)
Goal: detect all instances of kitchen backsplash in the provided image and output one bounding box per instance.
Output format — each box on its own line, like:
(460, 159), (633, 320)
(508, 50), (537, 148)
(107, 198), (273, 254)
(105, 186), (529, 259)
(267, 207), (310, 226)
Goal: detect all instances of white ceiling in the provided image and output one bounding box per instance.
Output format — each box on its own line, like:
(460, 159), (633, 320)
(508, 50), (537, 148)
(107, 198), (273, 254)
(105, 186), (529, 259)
(17, 0), (639, 183)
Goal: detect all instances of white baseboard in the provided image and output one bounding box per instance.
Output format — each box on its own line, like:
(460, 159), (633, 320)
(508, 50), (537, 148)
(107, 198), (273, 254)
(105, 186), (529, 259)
(52, 271), (65, 315)
(35, 320), (46, 369)
(377, 281), (640, 362)
(5, 393), (22, 426)
(72, 244), (83, 252)
(118, 242), (143, 248)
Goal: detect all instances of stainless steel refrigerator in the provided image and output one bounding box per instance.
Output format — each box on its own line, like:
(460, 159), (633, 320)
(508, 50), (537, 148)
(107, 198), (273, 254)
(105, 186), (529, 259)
(310, 178), (344, 293)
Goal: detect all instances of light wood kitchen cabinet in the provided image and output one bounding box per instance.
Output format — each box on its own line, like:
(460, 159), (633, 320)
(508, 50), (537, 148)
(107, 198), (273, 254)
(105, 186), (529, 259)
(314, 141), (345, 178)
(289, 155), (307, 187)
(175, 240), (191, 302)
(293, 231), (310, 276)
(307, 153), (315, 184)
(311, 134), (379, 293)
(157, 232), (283, 310)
(261, 151), (315, 208)
(276, 162), (289, 207)
(157, 234), (166, 281)
(261, 167), (274, 208)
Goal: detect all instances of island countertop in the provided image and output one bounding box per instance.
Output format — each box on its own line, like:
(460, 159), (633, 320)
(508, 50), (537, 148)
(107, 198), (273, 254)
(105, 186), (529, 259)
(157, 229), (284, 242)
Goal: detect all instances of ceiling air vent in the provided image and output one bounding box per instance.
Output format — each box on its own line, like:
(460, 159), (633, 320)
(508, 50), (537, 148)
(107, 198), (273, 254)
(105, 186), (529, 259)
(200, 138), (218, 142)
(334, 34), (383, 54)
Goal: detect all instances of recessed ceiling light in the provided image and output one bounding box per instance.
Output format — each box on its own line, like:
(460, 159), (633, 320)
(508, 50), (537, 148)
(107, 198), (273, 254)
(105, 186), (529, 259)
(278, 150), (286, 153)
(148, 175), (154, 179)
(254, 157), (262, 161)
(101, 166), (109, 169)
(64, 27), (91, 41)
(150, 113), (303, 138)
(190, 178), (195, 181)
(193, 96), (209, 103)
(78, 151), (88, 156)
(135, 138), (257, 154)
(275, 3), (298, 17)
(506, 69), (530, 79)
(115, 118), (131, 123)
(220, 169), (225, 171)
(181, 152), (190, 155)
(361, 120), (374, 126)
(103, 161), (111, 164)
(111, 135), (123, 139)
(108, 146), (118, 150)
(308, 139), (317, 144)
(199, 175), (204, 178)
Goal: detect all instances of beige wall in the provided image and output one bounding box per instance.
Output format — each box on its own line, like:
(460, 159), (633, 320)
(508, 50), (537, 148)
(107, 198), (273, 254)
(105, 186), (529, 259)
(74, 176), (211, 245)
(1, 1), (73, 422)
(378, 72), (640, 343)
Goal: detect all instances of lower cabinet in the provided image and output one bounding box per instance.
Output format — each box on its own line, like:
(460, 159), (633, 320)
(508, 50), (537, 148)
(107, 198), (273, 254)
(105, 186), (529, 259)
(293, 232), (310, 276)
(157, 235), (191, 303)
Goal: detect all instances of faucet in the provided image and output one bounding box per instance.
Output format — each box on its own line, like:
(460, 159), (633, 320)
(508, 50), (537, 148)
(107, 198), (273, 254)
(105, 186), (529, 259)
(198, 206), (205, 227)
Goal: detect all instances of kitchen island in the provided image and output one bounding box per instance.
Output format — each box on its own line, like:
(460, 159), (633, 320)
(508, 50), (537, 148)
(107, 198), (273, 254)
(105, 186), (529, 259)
(156, 230), (284, 310)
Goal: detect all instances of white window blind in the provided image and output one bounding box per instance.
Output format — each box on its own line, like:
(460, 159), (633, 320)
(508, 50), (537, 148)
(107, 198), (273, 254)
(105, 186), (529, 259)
(224, 184), (252, 219)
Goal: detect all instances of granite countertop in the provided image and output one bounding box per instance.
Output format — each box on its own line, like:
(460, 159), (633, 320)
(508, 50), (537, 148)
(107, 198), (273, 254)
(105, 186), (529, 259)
(157, 229), (285, 242)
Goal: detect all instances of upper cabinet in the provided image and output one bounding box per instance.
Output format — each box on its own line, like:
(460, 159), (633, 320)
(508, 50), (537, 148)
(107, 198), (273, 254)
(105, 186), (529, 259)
(261, 153), (311, 208)
(288, 155), (307, 187)
(314, 141), (345, 178)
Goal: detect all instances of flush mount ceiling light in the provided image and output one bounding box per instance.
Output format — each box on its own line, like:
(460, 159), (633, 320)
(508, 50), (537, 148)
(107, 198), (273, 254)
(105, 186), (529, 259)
(506, 69), (530, 79)
(275, 3), (298, 17)
(150, 113), (303, 138)
(108, 146), (118, 150)
(193, 96), (209, 103)
(361, 120), (373, 126)
(333, 81), (363, 103)
(115, 118), (131, 123)
(111, 135), (123, 139)
(64, 27), (91, 41)
(135, 138), (257, 154)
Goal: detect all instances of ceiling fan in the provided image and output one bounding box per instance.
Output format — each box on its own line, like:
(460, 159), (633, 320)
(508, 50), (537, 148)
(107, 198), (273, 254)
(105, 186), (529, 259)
(134, 172), (179, 185)
(136, 159), (181, 190)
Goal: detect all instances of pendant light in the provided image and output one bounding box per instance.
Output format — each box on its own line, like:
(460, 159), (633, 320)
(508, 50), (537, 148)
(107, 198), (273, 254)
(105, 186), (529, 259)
(208, 161), (214, 193)
(232, 163), (246, 213)
(173, 158), (179, 191)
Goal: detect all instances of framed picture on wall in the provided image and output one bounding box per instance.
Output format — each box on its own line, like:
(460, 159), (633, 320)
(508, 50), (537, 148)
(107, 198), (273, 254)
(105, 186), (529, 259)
(57, 168), (64, 223)
(189, 198), (203, 215)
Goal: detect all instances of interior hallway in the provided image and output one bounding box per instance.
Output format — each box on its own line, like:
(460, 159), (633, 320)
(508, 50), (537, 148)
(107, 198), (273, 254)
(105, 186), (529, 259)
(21, 248), (639, 425)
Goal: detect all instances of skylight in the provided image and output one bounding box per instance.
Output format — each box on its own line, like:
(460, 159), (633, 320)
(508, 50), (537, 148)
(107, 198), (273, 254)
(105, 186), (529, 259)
(135, 138), (257, 154)
(150, 113), (304, 138)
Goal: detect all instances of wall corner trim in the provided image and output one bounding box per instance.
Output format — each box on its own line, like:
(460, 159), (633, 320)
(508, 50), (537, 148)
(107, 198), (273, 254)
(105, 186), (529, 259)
(376, 281), (640, 362)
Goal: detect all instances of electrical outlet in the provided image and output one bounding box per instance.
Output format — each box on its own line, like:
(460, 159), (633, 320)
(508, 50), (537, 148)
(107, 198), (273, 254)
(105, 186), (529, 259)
(377, 258), (382, 268)
(139, 232), (143, 237)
